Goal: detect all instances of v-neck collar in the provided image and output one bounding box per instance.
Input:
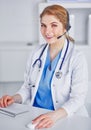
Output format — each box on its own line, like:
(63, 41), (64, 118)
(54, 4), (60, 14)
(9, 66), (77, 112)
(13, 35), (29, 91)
(47, 47), (61, 71)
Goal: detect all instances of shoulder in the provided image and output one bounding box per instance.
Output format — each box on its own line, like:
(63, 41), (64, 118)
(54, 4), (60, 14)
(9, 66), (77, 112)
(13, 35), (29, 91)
(73, 45), (86, 61)
(27, 44), (46, 62)
(33, 44), (46, 53)
(69, 43), (87, 69)
(26, 44), (46, 67)
(29, 44), (46, 56)
(69, 42), (86, 59)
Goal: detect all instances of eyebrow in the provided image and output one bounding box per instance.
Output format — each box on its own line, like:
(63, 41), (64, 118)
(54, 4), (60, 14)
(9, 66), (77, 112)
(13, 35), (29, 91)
(51, 22), (58, 24)
(41, 22), (58, 25)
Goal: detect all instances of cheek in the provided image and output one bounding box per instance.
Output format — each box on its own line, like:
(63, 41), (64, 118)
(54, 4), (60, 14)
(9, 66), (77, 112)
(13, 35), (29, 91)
(40, 28), (45, 36)
(53, 29), (61, 36)
(56, 28), (65, 35)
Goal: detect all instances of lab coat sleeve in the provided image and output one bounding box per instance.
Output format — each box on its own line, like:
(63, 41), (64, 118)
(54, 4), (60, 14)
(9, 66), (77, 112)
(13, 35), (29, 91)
(16, 52), (33, 103)
(16, 45), (39, 103)
(62, 51), (88, 116)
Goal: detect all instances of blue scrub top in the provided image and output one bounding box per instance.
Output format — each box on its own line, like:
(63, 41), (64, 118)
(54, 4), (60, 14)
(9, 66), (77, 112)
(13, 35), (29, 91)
(33, 48), (61, 110)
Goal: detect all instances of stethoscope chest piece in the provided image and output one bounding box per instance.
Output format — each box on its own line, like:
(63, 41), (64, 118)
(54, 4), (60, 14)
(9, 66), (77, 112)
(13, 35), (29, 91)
(55, 71), (62, 79)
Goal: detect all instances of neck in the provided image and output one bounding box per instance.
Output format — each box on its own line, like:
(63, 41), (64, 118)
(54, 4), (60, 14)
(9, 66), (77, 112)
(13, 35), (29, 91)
(49, 38), (65, 61)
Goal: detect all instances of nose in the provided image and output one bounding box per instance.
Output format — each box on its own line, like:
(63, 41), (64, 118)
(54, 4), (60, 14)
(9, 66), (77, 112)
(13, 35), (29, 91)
(45, 26), (52, 35)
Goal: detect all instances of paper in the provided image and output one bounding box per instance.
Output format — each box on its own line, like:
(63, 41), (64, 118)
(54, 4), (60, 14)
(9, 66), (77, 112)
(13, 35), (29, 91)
(0, 103), (29, 117)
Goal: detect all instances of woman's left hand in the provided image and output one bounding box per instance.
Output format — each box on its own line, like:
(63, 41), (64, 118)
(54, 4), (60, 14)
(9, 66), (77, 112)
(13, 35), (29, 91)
(32, 108), (67, 129)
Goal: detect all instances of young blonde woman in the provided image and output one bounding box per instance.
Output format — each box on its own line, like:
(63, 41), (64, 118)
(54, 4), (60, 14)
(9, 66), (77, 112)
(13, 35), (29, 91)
(0, 5), (88, 129)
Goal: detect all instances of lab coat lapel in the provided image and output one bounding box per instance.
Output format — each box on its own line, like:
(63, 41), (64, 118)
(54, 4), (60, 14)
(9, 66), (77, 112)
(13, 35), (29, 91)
(51, 39), (69, 84)
(31, 44), (49, 105)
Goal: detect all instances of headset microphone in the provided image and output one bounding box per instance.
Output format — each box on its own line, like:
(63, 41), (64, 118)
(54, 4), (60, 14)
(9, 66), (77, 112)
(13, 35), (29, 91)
(57, 32), (66, 39)
(57, 25), (71, 39)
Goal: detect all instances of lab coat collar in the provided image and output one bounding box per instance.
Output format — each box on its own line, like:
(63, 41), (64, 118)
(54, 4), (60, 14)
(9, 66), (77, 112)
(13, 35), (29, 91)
(43, 39), (68, 60)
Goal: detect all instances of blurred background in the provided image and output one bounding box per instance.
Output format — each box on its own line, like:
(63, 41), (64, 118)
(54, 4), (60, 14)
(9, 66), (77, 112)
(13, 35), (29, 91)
(0, 0), (91, 116)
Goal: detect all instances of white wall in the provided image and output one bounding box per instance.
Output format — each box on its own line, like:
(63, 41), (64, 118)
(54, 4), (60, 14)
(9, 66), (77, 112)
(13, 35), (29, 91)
(0, 0), (45, 43)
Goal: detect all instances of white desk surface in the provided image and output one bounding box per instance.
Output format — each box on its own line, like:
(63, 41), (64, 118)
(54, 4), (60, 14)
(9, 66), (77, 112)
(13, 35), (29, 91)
(0, 105), (91, 130)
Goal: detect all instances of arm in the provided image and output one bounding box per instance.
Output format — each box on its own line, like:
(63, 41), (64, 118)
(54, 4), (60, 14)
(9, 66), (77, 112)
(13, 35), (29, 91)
(15, 48), (35, 103)
(0, 51), (33, 107)
(12, 94), (22, 103)
(17, 45), (42, 103)
(32, 108), (67, 129)
(62, 51), (88, 116)
(32, 51), (88, 129)
(0, 45), (40, 107)
(0, 94), (22, 107)
(0, 53), (33, 108)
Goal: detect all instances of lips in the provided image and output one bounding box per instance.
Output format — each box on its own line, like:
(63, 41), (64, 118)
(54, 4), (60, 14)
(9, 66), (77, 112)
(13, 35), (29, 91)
(45, 36), (53, 40)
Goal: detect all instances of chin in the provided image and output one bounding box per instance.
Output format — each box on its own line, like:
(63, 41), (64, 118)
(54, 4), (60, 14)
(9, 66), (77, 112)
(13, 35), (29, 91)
(44, 37), (57, 44)
(46, 39), (56, 45)
(48, 41), (57, 45)
(46, 41), (53, 45)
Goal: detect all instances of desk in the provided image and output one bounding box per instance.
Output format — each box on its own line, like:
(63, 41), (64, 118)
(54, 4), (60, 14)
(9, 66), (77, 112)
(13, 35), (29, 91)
(0, 105), (91, 130)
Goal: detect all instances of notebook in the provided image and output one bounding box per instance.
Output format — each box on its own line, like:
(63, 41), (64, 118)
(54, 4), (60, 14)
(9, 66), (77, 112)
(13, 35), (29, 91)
(0, 103), (29, 117)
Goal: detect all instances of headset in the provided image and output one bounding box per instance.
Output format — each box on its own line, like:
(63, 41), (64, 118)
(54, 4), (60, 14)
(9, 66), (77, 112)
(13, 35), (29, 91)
(57, 10), (71, 39)
(66, 10), (71, 31)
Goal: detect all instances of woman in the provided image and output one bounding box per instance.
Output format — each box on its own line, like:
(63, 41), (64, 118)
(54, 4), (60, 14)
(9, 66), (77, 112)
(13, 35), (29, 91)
(0, 5), (88, 129)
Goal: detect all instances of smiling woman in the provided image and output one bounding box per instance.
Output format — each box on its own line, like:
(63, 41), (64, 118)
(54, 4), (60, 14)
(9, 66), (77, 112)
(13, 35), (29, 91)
(40, 15), (66, 45)
(0, 4), (88, 129)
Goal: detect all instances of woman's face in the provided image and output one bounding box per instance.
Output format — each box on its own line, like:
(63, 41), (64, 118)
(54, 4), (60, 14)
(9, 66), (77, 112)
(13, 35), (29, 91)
(40, 14), (66, 44)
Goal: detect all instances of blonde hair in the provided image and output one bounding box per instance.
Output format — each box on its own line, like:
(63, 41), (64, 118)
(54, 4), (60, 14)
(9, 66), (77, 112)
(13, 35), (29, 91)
(40, 5), (75, 43)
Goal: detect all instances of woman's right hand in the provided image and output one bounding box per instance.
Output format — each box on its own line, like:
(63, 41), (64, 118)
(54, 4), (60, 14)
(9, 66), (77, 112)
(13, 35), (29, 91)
(0, 95), (14, 108)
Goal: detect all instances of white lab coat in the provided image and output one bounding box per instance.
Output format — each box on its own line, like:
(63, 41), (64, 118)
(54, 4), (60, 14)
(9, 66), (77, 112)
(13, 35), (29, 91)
(17, 40), (88, 117)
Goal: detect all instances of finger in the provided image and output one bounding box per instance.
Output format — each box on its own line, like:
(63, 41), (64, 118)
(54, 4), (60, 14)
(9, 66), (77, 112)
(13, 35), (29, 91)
(32, 114), (46, 123)
(7, 99), (14, 106)
(0, 99), (2, 107)
(36, 118), (49, 128)
(4, 96), (12, 107)
(36, 120), (53, 129)
(45, 122), (53, 128)
(0, 98), (4, 107)
(3, 96), (9, 107)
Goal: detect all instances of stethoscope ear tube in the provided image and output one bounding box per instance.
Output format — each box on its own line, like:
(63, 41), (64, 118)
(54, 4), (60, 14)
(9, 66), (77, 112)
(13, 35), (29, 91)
(32, 44), (48, 68)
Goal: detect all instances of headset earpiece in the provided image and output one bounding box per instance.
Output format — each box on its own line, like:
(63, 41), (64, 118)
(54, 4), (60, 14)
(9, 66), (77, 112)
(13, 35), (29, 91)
(66, 11), (71, 31)
(67, 25), (71, 31)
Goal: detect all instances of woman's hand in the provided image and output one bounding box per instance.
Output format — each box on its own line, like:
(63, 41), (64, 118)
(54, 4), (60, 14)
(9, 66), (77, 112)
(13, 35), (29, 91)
(0, 95), (14, 107)
(32, 108), (67, 129)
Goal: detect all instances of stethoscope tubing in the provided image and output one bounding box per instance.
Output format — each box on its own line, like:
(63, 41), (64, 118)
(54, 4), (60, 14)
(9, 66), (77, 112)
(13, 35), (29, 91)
(32, 39), (69, 72)
(32, 44), (48, 68)
(59, 39), (69, 70)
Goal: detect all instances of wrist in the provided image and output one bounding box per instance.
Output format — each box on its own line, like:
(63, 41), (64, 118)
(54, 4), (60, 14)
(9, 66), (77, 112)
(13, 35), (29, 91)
(12, 94), (22, 104)
(55, 108), (68, 120)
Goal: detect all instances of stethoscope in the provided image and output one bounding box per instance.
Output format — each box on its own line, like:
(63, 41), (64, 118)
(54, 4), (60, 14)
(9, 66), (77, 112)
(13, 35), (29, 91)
(32, 39), (69, 79)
